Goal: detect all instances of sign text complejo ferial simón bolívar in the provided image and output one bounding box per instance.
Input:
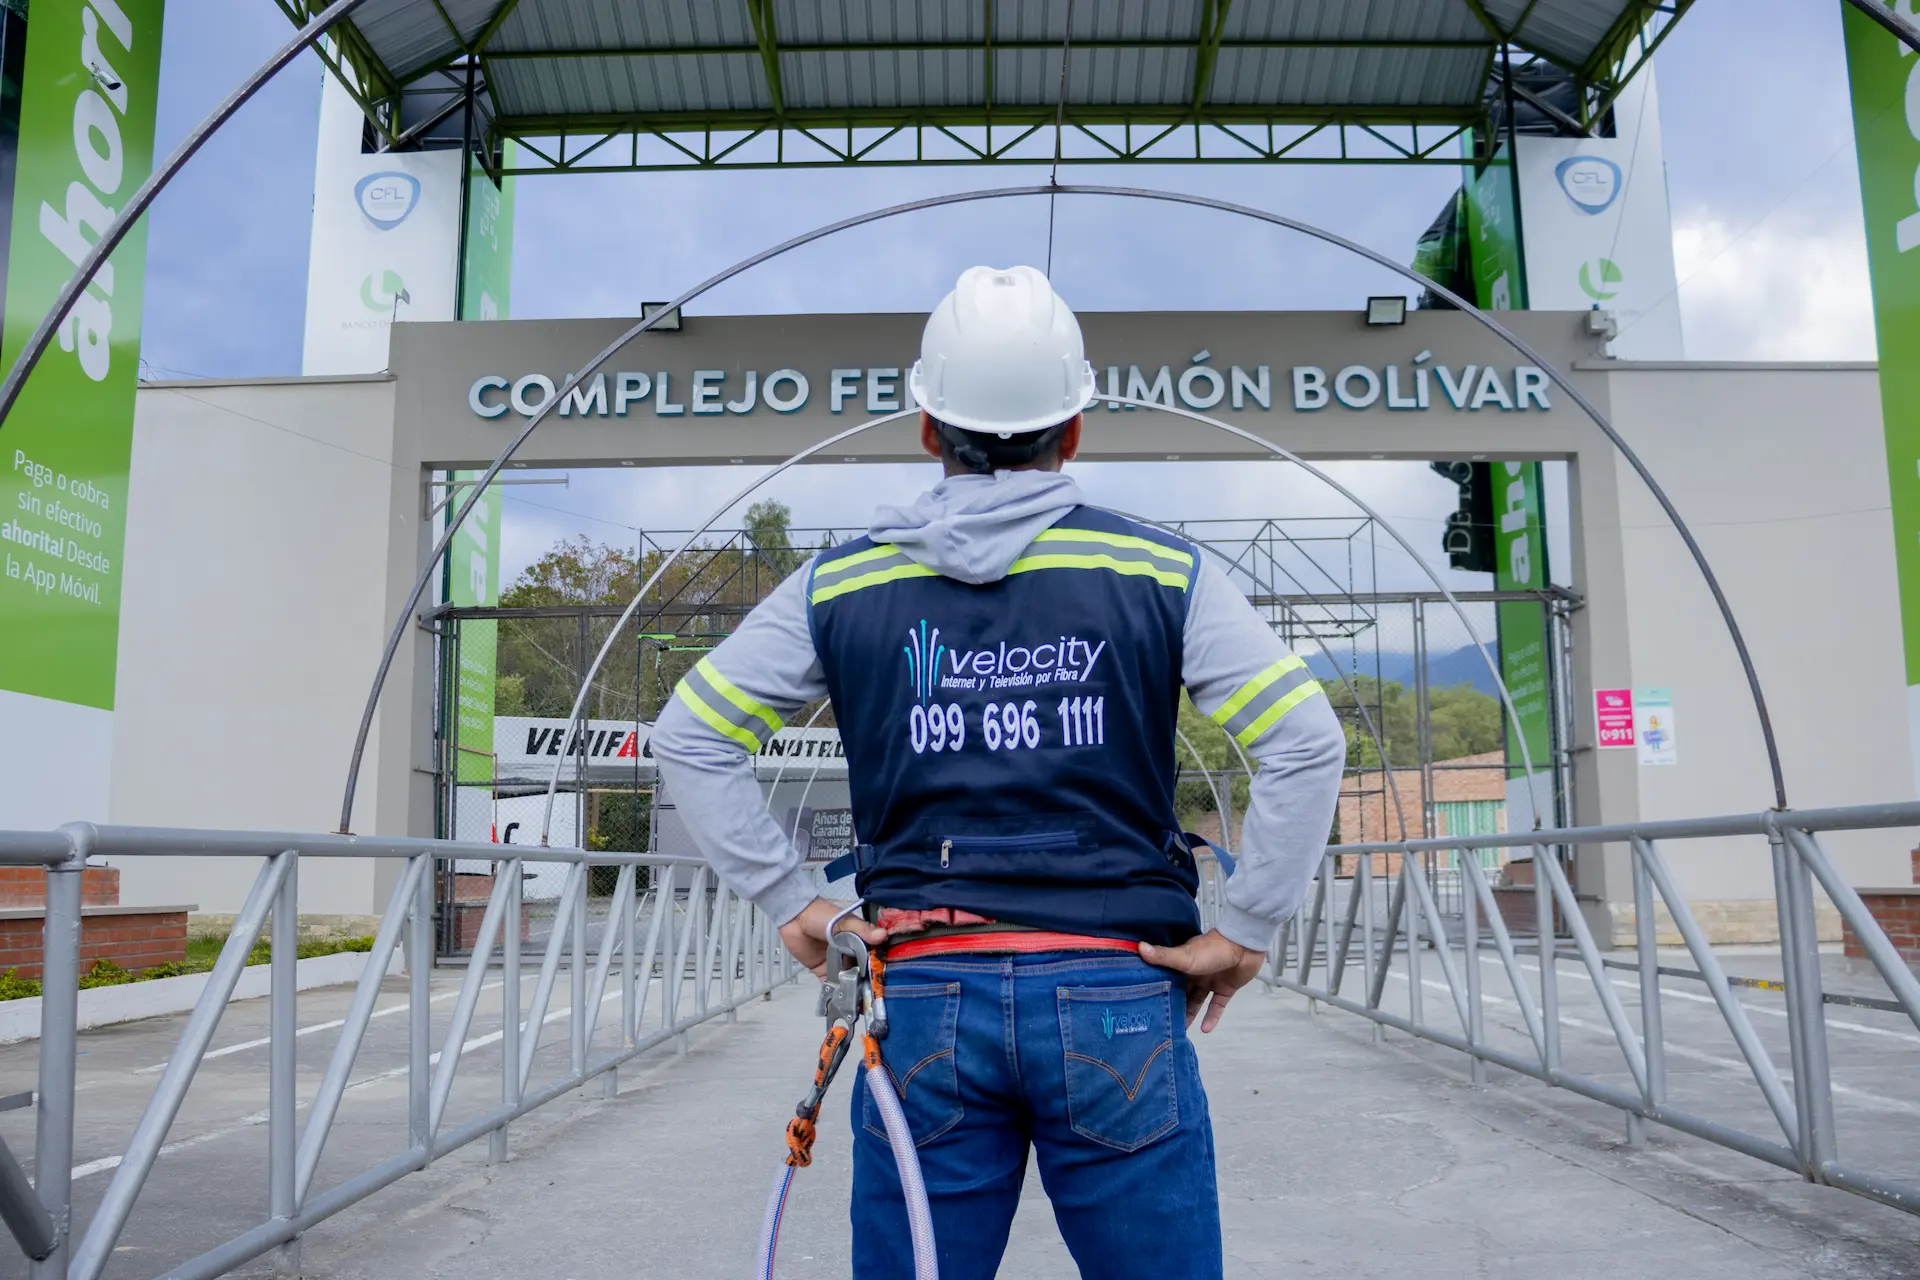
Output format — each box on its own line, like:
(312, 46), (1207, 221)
(467, 350), (1556, 421)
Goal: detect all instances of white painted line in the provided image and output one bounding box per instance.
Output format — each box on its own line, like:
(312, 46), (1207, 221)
(1378, 969), (1920, 1119)
(131, 982), (505, 1075)
(1499, 955), (1920, 1048)
(73, 987), (631, 1182)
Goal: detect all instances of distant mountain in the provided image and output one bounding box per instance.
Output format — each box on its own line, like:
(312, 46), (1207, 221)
(1306, 644), (1505, 698)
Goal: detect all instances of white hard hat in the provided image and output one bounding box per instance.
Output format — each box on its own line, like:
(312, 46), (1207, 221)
(908, 265), (1097, 435)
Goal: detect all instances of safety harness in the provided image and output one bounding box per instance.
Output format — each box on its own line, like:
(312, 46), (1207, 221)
(784, 916), (887, 1169)
(761, 905), (937, 1280)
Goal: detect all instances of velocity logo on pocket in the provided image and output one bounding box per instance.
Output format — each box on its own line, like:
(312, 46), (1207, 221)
(1101, 1008), (1151, 1039)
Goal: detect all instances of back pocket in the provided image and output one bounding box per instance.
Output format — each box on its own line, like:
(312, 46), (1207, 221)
(1057, 981), (1179, 1152)
(862, 982), (963, 1147)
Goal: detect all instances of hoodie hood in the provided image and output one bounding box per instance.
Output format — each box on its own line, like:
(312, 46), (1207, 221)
(869, 470), (1084, 585)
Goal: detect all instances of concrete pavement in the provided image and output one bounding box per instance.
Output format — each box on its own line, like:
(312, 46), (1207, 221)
(4, 947), (1918, 1278)
(248, 970), (1920, 1278)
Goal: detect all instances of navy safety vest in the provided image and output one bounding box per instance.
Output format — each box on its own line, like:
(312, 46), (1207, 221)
(807, 506), (1202, 945)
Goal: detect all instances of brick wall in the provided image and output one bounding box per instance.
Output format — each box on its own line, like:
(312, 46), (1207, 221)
(0, 866), (121, 907)
(453, 902), (532, 951)
(0, 909), (188, 980)
(1838, 846), (1920, 969)
(452, 873), (496, 903)
(1845, 890), (1920, 968)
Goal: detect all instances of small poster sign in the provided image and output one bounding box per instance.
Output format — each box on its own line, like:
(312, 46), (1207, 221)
(1595, 688), (1636, 749)
(1636, 688), (1677, 766)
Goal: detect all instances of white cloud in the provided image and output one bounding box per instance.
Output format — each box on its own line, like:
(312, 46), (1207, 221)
(1671, 216), (1877, 361)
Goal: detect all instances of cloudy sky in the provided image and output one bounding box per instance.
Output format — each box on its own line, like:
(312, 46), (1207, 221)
(137, 0), (1876, 589)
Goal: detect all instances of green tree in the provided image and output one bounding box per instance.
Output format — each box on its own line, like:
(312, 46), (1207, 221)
(1172, 694), (1249, 834)
(488, 512), (825, 723)
(745, 500), (803, 579)
(1319, 675), (1501, 769)
(500, 535), (639, 607)
(1429, 683), (1503, 761)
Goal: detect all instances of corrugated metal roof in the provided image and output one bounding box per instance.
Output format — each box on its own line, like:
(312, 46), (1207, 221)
(492, 0), (756, 56)
(317, 0), (1672, 153)
(1209, 47), (1491, 110)
(491, 53), (771, 118)
(771, 0), (984, 46)
(780, 49), (981, 111)
(1223, 0), (1489, 46)
(1484, 0), (1636, 70)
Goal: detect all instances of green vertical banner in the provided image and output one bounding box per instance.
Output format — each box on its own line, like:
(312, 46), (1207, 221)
(450, 140), (512, 789)
(0, 0), (164, 826)
(1464, 141), (1552, 825)
(1463, 142), (1530, 311)
(448, 472), (501, 785)
(1493, 462), (1553, 817)
(459, 142), (515, 322)
(1842, 3), (1920, 791)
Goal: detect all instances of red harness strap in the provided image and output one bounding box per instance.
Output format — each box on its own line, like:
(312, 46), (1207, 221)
(884, 931), (1139, 962)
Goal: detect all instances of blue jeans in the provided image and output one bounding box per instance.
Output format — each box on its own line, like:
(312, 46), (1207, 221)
(848, 952), (1221, 1279)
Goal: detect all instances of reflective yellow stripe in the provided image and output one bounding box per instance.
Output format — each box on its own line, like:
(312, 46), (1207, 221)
(674, 683), (763, 752)
(695, 657), (783, 738)
(1233, 680), (1324, 747)
(815, 543), (901, 575)
(809, 562), (939, 604)
(1032, 527), (1193, 566)
(1210, 656), (1306, 726)
(1005, 553), (1189, 589)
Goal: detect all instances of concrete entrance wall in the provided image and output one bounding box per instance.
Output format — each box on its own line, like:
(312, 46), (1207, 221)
(108, 311), (1907, 944)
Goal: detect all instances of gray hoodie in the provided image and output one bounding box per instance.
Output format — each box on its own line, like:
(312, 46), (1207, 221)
(650, 470), (1346, 951)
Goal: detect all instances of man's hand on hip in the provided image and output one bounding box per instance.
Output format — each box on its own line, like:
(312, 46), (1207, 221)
(1139, 930), (1266, 1033)
(779, 897), (888, 980)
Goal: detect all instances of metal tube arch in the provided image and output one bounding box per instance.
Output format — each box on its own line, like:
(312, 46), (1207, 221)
(536, 395), (1541, 843)
(533, 410), (919, 841)
(679, 518), (1411, 877)
(1091, 393), (1546, 821)
(291, 182), (1785, 820)
(0, 11), (1783, 816)
(1123, 510), (1414, 843)
(778, 706), (843, 858)
(1842, 0), (1920, 52)
(1175, 727), (1232, 837)
(769, 699), (834, 843)
(0, 0), (376, 435)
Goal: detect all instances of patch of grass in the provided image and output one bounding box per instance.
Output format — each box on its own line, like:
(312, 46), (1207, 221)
(78, 959), (133, 989)
(0, 935), (381, 1002)
(136, 961), (190, 980)
(299, 935), (374, 959)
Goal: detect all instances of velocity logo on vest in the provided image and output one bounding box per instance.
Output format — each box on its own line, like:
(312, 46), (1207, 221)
(903, 621), (945, 703)
(909, 618), (1109, 694)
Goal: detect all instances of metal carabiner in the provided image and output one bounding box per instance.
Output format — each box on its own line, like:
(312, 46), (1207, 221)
(817, 900), (869, 1025)
(823, 900), (887, 1039)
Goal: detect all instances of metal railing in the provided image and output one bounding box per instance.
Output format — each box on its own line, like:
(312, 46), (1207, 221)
(5, 800), (1919, 1272)
(0, 824), (800, 1279)
(1219, 801), (1920, 1218)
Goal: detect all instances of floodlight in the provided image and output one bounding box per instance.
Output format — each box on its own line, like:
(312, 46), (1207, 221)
(1365, 296), (1408, 326)
(642, 302), (683, 331)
